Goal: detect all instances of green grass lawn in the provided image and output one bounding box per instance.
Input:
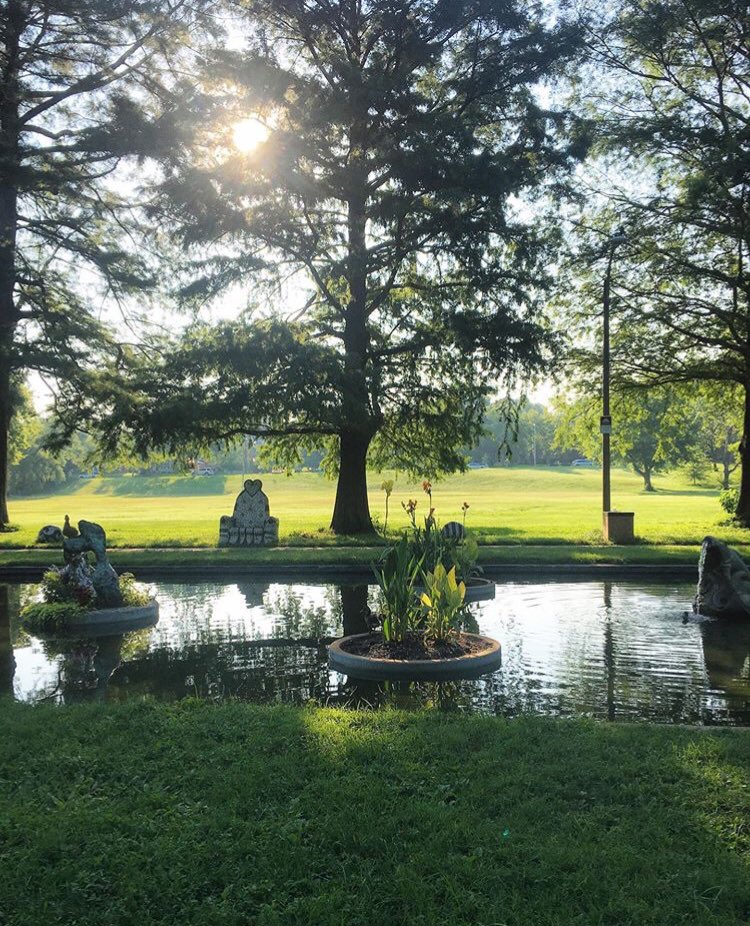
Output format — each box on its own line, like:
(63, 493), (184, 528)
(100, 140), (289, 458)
(0, 465), (746, 550)
(1, 700), (749, 925)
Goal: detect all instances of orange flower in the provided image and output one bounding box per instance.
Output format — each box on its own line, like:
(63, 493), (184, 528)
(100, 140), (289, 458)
(462, 501), (470, 512)
(422, 480), (432, 493)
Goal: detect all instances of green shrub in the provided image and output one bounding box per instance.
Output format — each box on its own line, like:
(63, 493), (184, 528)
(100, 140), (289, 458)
(40, 567), (96, 609)
(21, 601), (86, 634)
(119, 573), (150, 607)
(720, 487), (739, 516)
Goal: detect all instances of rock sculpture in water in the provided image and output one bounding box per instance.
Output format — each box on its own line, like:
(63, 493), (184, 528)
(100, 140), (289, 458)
(694, 535), (750, 620)
(63, 520), (123, 608)
(219, 479), (279, 547)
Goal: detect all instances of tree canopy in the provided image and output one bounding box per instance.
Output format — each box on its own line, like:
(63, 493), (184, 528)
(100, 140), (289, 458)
(0, 0), (209, 524)
(52, 0), (584, 533)
(568, 0), (750, 520)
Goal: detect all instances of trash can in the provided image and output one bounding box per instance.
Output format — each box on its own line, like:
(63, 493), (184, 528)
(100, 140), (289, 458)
(603, 511), (635, 544)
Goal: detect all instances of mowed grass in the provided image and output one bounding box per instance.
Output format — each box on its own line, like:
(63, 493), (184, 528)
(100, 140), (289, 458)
(1, 465), (746, 549)
(1, 700), (750, 926)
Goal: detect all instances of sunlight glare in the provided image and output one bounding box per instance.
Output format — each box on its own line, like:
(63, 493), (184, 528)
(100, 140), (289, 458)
(232, 117), (270, 153)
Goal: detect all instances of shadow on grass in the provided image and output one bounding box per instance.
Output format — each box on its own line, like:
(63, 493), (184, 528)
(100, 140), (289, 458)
(1, 702), (749, 925)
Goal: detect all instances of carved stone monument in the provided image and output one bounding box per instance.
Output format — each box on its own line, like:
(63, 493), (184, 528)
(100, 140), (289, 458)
(219, 479), (279, 547)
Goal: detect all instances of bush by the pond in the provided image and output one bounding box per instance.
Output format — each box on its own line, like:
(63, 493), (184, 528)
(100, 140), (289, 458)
(22, 568), (150, 634)
(720, 487), (739, 516)
(118, 571), (150, 607)
(20, 600), (87, 633)
(40, 566), (96, 608)
(0, 701), (749, 926)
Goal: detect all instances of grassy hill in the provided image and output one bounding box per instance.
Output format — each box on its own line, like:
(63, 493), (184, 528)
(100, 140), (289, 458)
(1, 465), (745, 549)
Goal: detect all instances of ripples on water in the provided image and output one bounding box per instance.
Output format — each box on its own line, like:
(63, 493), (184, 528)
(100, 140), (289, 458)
(2, 579), (750, 724)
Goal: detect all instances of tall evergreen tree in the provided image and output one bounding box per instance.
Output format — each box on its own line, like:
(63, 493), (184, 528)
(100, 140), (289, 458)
(0, 0), (208, 526)
(575, 0), (750, 522)
(58, 0), (583, 534)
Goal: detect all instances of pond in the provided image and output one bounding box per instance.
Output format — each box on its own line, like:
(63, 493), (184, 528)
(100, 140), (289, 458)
(2, 577), (749, 724)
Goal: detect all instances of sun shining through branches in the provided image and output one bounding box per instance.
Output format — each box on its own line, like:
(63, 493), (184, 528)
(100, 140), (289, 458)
(232, 117), (270, 153)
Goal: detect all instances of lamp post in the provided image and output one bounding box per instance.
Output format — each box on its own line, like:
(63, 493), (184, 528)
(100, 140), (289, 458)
(602, 228), (627, 530)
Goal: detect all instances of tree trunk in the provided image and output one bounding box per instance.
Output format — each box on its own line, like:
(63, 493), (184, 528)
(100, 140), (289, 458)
(723, 461), (731, 491)
(643, 467), (655, 492)
(0, 358), (11, 525)
(331, 111), (375, 536)
(330, 429), (374, 534)
(735, 383), (750, 524)
(0, 1), (22, 528)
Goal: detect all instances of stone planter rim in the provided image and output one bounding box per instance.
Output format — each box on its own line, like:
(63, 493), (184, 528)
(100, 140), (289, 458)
(328, 631), (501, 681)
(404, 576), (496, 603)
(62, 598), (159, 634)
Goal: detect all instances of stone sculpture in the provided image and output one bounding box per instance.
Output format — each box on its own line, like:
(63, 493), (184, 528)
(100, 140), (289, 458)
(63, 520), (123, 608)
(37, 525), (63, 543)
(694, 535), (750, 620)
(441, 521), (465, 541)
(219, 479), (279, 547)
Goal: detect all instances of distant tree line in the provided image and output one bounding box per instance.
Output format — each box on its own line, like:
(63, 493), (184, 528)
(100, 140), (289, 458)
(11, 384), (741, 497)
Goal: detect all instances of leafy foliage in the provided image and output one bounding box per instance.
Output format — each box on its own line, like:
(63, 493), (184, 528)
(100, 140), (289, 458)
(0, 0), (212, 523)
(570, 0), (750, 521)
(20, 600), (86, 634)
(40, 567), (96, 609)
(553, 387), (695, 491)
(374, 537), (422, 643)
(419, 563), (467, 642)
(55, 0), (584, 532)
(720, 488), (740, 518)
(119, 573), (150, 607)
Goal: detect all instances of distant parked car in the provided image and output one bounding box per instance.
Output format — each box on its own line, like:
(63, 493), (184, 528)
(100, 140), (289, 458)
(195, 467), (215, 476)
(571, 458), (595, 467)
(467, 462), (488, 469)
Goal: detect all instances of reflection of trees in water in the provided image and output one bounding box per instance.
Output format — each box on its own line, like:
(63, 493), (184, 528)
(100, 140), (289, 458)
(0, 585), (14, 696)
(111, 638), (332, 704)
(700, 620), (750, 702)
(267, 587), (340, 640)
(110, 584), (376, 704)
(8, 578), (750, 722)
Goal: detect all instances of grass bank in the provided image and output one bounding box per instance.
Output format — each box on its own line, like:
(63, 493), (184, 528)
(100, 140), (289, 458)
(2, 466), (747, 549)
(0, 542), (744, 572)
(1, 700), (749, 925)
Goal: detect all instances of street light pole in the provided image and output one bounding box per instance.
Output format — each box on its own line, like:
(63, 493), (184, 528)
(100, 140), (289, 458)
(601, 229), (626, 522)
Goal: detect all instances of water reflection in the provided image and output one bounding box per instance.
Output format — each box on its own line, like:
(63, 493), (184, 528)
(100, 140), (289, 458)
(4, 578), (750, 724)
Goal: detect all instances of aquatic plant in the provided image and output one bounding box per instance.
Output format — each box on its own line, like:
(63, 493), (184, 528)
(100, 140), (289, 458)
(419, 564), (467, 642)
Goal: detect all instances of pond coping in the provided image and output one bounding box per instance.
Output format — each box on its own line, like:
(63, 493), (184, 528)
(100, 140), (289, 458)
(0, 562), (697, 582)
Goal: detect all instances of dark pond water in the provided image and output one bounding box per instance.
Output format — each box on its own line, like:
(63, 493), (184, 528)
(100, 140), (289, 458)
(2, 578), (750, 724)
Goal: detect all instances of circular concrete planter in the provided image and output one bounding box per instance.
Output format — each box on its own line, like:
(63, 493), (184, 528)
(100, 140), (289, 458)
(462, 577), (496, 603)
(65, 599), (159, 634)
(328, 632), (501, 681)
